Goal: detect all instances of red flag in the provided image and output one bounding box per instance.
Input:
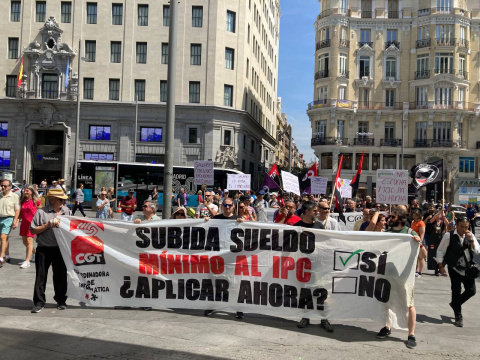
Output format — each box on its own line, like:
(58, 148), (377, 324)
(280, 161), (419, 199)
(302, 162), (318, 182)
(350, 150), (364, 198)
(334, 155), (346, 224)
(268, 163), (279, 179)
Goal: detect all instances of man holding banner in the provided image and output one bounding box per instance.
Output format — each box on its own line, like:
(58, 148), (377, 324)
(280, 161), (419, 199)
(317, 201), (339, 230)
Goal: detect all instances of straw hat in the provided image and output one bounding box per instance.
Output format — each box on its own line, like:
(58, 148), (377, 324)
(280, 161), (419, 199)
(47, 188), (68, 199)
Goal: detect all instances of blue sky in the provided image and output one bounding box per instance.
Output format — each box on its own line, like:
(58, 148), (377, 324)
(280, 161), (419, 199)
(278, 0), (320, 164)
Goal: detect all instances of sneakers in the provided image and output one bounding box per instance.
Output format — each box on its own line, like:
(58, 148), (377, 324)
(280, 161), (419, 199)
(454, 317), (464, 327)
(235, 312), (244, 319)
(19, 261), (30, 269)
(31, 305), (44, 313)
(5, 256), (10, 264)
(0, 259), (3, 268)
(320, 319), (334, 333)
(376, 326), (391, 339)
(204, 310), (214, 316)
(57, 303), (67, 310)
(297, 318), (310, 328)
(406, 335), (417, 348)
(415, 272), (422, 278)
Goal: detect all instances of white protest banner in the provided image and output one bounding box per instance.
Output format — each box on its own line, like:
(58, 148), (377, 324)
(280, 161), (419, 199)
(55, 217), (418, 329)
(330, 212), (363, 231)
(338, 178), (352, 199)
(281, 170), (300, 196)
(194, 160), (214, 185)
(376, 169), (409, 205)
(311, 177), (328, 195)
(227, 174), (251, 190)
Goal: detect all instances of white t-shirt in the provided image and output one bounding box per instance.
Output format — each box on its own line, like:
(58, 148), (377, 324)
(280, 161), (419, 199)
(196, 203), (219, 218)
(318, 217), (339, 231)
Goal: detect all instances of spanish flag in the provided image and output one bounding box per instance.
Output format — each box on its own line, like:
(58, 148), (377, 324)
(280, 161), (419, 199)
(17, 57), (24, 88)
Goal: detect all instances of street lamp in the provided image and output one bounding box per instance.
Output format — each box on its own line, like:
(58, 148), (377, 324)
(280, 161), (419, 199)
(278, 124), (292, 172)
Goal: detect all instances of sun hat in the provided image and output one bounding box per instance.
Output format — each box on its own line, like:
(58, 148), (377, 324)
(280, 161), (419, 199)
(47, 188), (68, 199)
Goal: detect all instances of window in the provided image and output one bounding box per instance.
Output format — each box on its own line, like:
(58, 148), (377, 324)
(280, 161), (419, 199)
(11, 1), (21, 22)
(189, 128), (198, 144)
(416, 87), (428, 108)
(109, 79), (120, 100)
(83, 78), (94, 100)
(342, 153), (353, 170)
(358, 121), (369, 137)
(190, 44), (202, 65)
(385, 122), (395, 139)
(386, 29), (397, 43)
(459, 55), (466, 78)
(163, 5), (170, 26)
(385, 90), (395, 107)
(339, 54), (347, 76)
(416, 54), (429, 78)
(84, 153), (114, 161)
(340, 0), (347, 13)
(416, 121), (427, 140)
(224, 85), (233, 107)
(337, 120), (345, 140)
(356, 153), (369, 170)
(437, 0), (452, 11)
(459, 157), (475, 173)
(189, 81), (200, 103)
(112, 3), (123, 25)
(434, 87), (452, 107)
(338, 87), (346, 101)
(360, 89), (369, 108)
(224, 130), (232, 146)
(225, 48), (235, 69)
(360, 29), (371, 44)
(372, 154), (380, 170)
(436, 24), (454, 44)
(6, 76), (17, 97)
(161, 43), (169, 64)
(383, 154), (396, 169)
(111, 41), (121, 63)
(0, 150), (11, 168)
(385, 57), (396, 78)
(85, 40), (96, 62)
(87, 2), (97, 24)
(0, 123), (8, 137)
(138, 4), (148, 26)
(61, 2), (71, 23)
(136, 42), (147, 64)
(251, 140), (255, 153)
(318, 53), (329, 76)
(36, 1), (46, 22)
(314, 120), (327, 138)
(192, 6), (203, 27)
(317, 86), (328, 103)
(41, 74), (58, 99)
(160, 80), (168, 102)
(435, 53), (453, 74)
(135, 80), (145, 101)
(8, 38), (18, 59)
(141, 127), (162, 142)
(433, 122), (451, 140)
(321, 153), (333, 169)
(226, 11), (236, 32)
(246, 58), (249, 78)
(89, 126), (110, 140)
(359, 56), (370, 77)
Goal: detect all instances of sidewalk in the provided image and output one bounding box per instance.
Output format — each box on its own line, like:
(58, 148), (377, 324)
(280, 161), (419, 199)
(0, 222), (479, 359)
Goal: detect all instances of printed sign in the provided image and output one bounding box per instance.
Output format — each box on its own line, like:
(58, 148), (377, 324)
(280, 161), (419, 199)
(376, 170), (409, 205)
(311, 177), (328, 195)
(227, 174), (251, 190)
(338, 178), (352, 199)
(281, 171), (301, 196)
(194, 160), (214, 185)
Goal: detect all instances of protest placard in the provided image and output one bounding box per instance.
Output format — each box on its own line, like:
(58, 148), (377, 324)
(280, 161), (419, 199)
(311, 177), (328, 195)
(338, 178), (352, 198)
(227, 174), (251, 190)
(376, 169), (409, 205)
(194, 160), (214, 185)
(281, 170), (300, 195)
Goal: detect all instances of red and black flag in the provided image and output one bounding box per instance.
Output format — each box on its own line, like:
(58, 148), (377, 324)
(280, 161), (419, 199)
(267, 163), (280, 183)
(350, 150), (364, 198)
(301, 162), (318, 194)
(334, 155), (346, 224)
(260, 172), (280, 193)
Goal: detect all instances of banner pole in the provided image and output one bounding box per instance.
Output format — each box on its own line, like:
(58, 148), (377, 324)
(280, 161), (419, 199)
(327, 178), (338, 224)
(442, 181), (445, 210)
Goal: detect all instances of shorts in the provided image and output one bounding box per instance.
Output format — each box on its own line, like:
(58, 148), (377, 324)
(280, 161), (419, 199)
(0, 217), (14, 235)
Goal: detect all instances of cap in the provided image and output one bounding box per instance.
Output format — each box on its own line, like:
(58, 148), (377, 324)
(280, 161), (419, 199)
(258, 190), (265, 195)
(60, 179), (65, 182)
(270, 192), (277, 196)
(128, 188), (135, 193)
(47, 188), (68, 200)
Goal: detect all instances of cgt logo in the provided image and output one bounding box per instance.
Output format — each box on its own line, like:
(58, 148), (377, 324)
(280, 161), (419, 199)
(71, 236), (106, 266)
(70, 219), (105, 236)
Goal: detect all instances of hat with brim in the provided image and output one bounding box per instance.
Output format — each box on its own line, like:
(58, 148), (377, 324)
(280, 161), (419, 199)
(47, 188), (68, 199)
(173, 206), (187, 215)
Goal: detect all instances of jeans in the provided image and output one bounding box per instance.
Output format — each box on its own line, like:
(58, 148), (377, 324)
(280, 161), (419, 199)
(72, 202), (86, 217)
(33, 246), (67, 306)
(121, 212), (133, 221)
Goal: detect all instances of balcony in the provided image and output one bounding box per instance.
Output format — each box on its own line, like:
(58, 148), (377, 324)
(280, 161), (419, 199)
(411, 101), (429, 110)
(388, 11), (399, 19)
(410, 102), (475, 111)
(311, 136), (348, 146)
(436, 7), (453, 14)
(357, 102), (403, 110)
(338, 71), (349, 79)
(458, 38), (469, 49)
(339, 39), (350, 48)
(381, 139), (402, 147)
(457, 70), (468, 80)
(307, 99), (354, 110)
(436, 37), (455, 46)
(316, 39), (330, 51)
(358, 41), (373, 48)
(416, 38), (431, 49)
(354, 138), (375, 146)
(415, 70), (430, 80)
(418, 8), (431, 16)
(359, 71), (370, 79)
(385, 40), (400, 49)
(317, 9), (334, 20)
(434, 68), (455, 75)
(315, 70), (329, 80)
(307, 99), (331, 110)
(361, 10), (374, 18)
(414, 139), (465, 148)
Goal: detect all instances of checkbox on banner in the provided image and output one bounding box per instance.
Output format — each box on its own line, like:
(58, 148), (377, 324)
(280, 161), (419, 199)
(333, 250), (362, 271)
(332, 276), (358, 294)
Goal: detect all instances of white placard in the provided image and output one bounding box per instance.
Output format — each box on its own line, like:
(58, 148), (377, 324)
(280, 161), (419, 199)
(376, 169), (409, 205)
(194, 160), (214, 185)
(227, 174), (251, 190)
(311, 177), (328, 195)
(281, 170), (300, 196)
(338, 178), (352, 199)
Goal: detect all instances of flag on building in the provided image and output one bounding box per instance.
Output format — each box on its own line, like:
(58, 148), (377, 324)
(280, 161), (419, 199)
(17, 57), (24, 88)
(350, 150), (364, 198)
(410, 159), (444, 190)
(65, 57), (70, 89)
(260, 172), (280, 193)
(334, 155), (346, 224)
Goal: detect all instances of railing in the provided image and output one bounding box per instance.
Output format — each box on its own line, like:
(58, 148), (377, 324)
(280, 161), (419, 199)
(418, 8), (431, 16)
(317, 9), (334, 20)
(336, 99), (353, 108)
(436, 7), (453, 14)
(307, 99), (354, 110)
(414, 139), (465, 148)
(381, 139), (402, 147)
(434, 68), (455, 75)
(339, 39), (350, 48)
(316, 39), (330, 51)
(307, 99), (331, 110)
(432, 103), (453, 109)
(458, 38), (469, 48)
(416, 38), (431, 48)
(315, 70), (329, 80)
(388, 11), (399, 19)
(457, 70), (468, 79)
(385, 40), (400, 49)
(410, 102), (475, 111)
(411, 101), (429, 109)
(436, 37), (456, 46)
(415, 70), (430, 79)
(385, 71), (397, 79)
(357, 102), (403, 110)
(384, 102), (403, 110)
(358, 41), (373, 47)
(354, 138), (375, 146)
(359, 71), (370, 79)
(338, 71), (349, 79)
(311, 137), (348, 146)
(361, 10), (373, 18)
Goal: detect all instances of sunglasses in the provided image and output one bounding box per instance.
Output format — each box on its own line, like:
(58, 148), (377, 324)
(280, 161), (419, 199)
(319, 207), (329, 210)
(223, 204), (233, 208)
(1, 185), (10, 188)
(142, 205), (149, 208)
(177, 213), (186, 217)
(239, 206), (245, 209)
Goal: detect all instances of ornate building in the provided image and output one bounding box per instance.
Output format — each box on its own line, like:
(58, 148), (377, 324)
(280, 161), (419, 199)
(308, 0), (480, 204)
(1, 0), (280, 188)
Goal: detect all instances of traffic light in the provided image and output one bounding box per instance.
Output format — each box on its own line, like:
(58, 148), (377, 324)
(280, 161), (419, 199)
(431, 190), (435, 197)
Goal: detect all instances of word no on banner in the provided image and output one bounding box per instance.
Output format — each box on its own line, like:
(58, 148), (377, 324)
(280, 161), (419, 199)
(376, 169), (409, 205)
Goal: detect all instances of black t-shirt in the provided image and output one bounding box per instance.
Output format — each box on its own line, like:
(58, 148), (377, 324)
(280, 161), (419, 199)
(212, 214), (239, 220)
(293, 220), (325, 229)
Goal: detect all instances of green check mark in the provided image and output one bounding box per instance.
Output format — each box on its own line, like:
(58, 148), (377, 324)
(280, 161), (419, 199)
(339, 249), (364, 266)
